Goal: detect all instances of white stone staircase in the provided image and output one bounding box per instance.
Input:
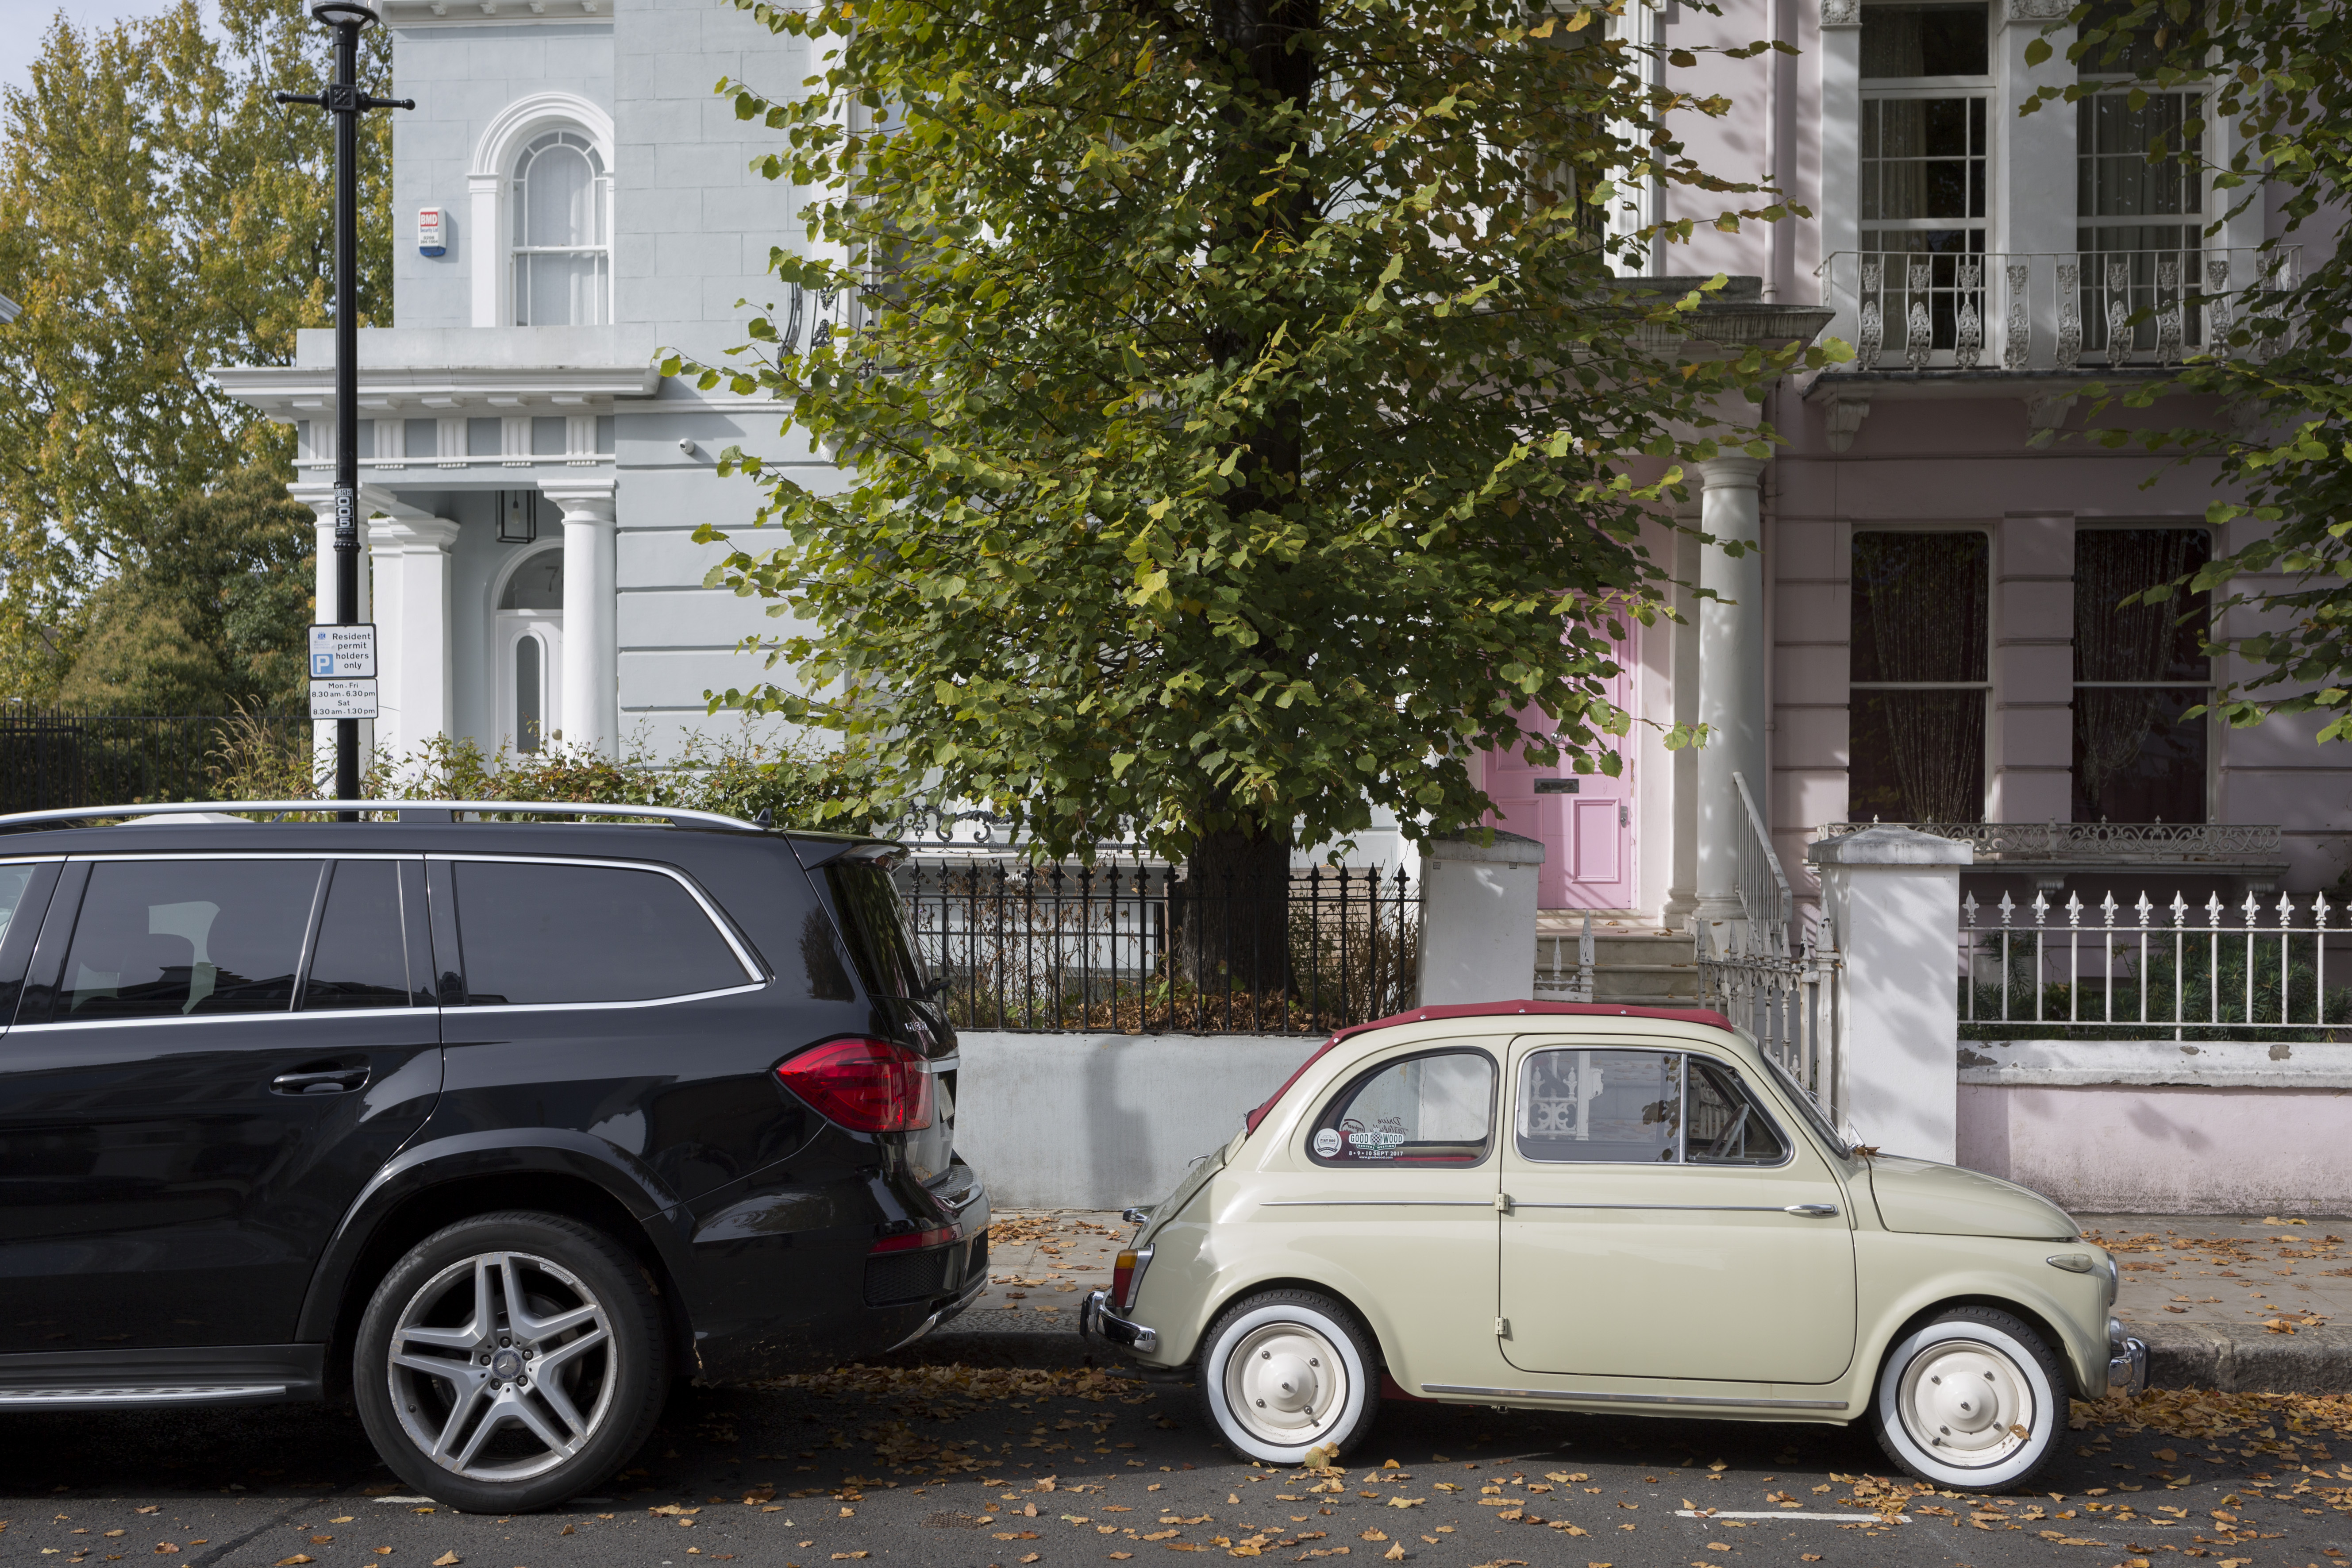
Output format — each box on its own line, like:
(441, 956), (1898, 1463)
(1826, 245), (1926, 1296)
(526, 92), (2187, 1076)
(1535, 914), (1701, 1007)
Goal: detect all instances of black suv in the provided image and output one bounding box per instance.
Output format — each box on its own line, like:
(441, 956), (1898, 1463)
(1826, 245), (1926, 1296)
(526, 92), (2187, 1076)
(0, 800), (988, 1512)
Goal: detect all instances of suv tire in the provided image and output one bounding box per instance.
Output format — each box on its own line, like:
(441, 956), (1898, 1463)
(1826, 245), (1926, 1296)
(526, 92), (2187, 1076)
(1869, 1305), (2067, 1492)
(1197, 1288), (1381, 1467)
(354, 1212), (669, 1512)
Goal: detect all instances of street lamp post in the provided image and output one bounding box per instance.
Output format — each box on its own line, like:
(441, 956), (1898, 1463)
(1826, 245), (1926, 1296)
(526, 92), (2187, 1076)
(277, 1), (411, 809)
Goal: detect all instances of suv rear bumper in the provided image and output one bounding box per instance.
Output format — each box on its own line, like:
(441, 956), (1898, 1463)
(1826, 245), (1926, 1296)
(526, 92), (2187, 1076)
(678, 1158), (992, 1381)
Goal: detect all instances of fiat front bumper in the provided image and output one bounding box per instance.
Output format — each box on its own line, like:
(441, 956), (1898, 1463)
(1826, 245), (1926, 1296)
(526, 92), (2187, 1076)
(2108, 1317), (2149, 1396)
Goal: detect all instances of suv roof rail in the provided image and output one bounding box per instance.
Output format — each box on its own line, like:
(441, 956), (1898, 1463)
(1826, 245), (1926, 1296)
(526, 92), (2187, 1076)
(0, 799), (768, 834)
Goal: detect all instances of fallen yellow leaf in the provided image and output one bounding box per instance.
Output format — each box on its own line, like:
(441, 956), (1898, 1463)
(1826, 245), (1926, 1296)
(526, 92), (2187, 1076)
(276, 1557), (314, 1566)
(1382, 1549), (1404, 1563)
(432, 1554), (460, 1567)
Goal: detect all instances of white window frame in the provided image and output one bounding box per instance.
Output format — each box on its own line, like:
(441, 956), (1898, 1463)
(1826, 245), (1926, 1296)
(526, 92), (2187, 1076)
(466, 92), (617, 330)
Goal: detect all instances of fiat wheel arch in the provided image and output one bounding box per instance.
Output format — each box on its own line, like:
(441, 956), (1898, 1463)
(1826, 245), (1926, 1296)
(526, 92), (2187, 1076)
(1189, 1275), (1389, 1376)
(1885, 1293), (2094, 1400)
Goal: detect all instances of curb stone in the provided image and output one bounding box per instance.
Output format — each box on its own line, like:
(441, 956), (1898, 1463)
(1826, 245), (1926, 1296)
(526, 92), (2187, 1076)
(2129, 1319), (2352, 1395)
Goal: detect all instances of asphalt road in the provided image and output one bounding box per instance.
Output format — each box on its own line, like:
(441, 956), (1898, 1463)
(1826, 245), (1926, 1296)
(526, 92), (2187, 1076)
(4, 1354), (2347, 1568)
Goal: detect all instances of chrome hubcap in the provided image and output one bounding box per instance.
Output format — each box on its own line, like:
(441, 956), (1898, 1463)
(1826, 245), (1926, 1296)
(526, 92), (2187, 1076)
(1224, 1323), (1343, 1447)
(388, 1250), (615, 1482)
(1896, 1341), (2032, 1467)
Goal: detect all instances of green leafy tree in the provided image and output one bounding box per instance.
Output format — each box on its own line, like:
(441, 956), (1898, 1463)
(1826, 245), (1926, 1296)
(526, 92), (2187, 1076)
(0, 0), (391, 701)
(678, 0), (1828, 976)
(2019, 0), (2352, 737)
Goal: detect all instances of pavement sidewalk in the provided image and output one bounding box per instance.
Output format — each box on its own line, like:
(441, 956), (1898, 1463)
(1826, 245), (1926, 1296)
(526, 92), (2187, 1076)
(921, 1209), (2352, 1393)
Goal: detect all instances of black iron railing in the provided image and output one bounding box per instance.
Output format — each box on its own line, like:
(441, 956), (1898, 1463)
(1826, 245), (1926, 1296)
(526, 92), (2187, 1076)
(0, 711), (308, 814)
(901, 860), (1418, 1035)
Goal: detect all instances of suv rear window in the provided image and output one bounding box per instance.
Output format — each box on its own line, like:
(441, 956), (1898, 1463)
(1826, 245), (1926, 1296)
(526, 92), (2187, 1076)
(450, 860), (754, 1006)
(824, 861), (927, 1000)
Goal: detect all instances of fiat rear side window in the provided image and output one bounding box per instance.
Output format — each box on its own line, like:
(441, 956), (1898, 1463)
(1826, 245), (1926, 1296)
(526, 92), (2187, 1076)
(1308, 1049), (1496, 1166)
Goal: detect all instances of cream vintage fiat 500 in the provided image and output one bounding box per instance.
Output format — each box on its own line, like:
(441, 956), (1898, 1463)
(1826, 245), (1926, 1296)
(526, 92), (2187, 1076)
(1082, 1002), (2145, 1493)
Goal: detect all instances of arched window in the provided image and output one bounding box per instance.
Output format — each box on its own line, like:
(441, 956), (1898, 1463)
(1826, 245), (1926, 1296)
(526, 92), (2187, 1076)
(512, 131), (609, 327)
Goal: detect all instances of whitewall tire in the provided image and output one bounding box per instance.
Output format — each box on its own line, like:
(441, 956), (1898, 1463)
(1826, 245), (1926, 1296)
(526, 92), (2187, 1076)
(1198, 1289), (1381, 1467)
(1870, 1306), (2067, 1492)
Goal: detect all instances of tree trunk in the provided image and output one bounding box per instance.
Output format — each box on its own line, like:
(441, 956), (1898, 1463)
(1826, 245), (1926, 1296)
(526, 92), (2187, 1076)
(1177, 825), (1293, 1018)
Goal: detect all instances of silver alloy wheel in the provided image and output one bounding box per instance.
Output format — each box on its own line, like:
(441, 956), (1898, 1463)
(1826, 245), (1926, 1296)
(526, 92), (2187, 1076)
(1893, 1339), (2032, 1468)
(1221, 1321), (1345, 1449)
(386, 1250), (617, 1482)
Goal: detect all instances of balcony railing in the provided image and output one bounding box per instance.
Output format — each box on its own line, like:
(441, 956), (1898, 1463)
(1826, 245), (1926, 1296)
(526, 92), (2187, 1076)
(1816, 247), (2299, 374)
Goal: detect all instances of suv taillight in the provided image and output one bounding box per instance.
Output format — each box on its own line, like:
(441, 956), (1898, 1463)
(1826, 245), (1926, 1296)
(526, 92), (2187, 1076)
(775, 1037), (936, 1133)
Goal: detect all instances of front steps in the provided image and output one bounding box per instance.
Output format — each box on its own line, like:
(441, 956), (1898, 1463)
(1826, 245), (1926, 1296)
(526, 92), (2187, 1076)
(1535, 913), (1701, 1007)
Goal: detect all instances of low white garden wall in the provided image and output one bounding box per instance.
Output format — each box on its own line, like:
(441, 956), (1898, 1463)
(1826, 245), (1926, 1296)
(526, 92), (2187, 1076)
(952, 1032), (1319, 1210)
(1956, 1040), (2352, 1216)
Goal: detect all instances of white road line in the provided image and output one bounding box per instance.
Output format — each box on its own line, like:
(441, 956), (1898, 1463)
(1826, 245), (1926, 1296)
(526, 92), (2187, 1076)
(1675, 1509), (1911, 1524)
(371, 1497), (436, 1504)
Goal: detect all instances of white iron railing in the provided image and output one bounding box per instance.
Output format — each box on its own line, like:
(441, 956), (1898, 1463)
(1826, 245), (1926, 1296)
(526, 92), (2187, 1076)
(1733, 771), (1793, 958)
(1700, 913), (1845, 1124)
(1817, 247), (2299, 374)
(1960, 889), (2352, 1040)
(1534, 910), (1597, 1002)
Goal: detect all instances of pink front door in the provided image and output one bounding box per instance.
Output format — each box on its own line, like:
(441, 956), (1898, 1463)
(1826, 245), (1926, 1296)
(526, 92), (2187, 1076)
(1481, 629), (1637, 910)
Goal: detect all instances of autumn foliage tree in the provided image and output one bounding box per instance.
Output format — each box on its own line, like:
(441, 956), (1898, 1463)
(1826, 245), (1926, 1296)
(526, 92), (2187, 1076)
(0, 0), (391, 705)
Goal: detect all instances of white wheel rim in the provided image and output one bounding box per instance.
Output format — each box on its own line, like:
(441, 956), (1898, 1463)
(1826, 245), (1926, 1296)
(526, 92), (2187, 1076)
(1223, 1321), (1346, 1448)
(1894, 1340), (2033, 1468)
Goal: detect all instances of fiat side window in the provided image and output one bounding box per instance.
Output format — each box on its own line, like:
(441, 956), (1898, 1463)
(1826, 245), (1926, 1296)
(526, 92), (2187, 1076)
(1308, 1049), (1495, 1166)
(1686, 1057), (1791, 1165)
(1517, 1048), (1683, 1163)
(58, 859), (323, 1019)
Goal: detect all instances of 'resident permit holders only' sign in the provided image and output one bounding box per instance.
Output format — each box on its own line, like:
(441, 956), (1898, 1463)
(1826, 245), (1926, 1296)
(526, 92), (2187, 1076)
(310, 623), (378, 679)
(309, 624), (380, 719)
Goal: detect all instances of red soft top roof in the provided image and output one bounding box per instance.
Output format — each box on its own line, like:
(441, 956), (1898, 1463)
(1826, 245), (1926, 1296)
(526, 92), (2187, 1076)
(1240, 999), (1737, 1136)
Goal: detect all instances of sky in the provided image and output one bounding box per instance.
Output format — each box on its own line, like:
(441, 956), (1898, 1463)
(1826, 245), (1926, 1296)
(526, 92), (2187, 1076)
(0, 0), (215, 104)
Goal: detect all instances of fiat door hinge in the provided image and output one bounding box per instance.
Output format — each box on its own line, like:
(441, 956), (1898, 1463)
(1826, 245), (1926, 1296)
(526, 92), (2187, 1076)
(1494, 1191), (1513, 1213)
(1496, 1317), (1511, 1338)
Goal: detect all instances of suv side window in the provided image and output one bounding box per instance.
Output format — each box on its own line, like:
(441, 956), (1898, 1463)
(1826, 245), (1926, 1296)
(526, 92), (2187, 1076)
(450, 859), (754, 1006)
(57, 859), (323, 1020)
(302, 860), (416, 1011)
(1307, 1048), (1496, 1166)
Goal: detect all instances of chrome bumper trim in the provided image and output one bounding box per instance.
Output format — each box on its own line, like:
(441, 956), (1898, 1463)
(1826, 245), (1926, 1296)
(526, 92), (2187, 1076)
(886, 1311), (943, 1353)
(2108, 1326), (2149, 1397)
(1079, 1289), (1159, 1354)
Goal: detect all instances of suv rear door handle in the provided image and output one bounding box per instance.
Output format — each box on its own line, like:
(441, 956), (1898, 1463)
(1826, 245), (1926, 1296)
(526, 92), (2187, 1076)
(1783, 1203), (1840, 1218)
(272, 1067), (370, 1096)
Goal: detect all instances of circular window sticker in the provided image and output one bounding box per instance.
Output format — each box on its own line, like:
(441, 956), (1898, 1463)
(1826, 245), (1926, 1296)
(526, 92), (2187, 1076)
(1312, 1127), (1344, 1158)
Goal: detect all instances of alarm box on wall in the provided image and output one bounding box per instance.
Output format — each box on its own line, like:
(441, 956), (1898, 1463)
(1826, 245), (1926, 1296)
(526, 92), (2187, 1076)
(417, 207), (445, 257)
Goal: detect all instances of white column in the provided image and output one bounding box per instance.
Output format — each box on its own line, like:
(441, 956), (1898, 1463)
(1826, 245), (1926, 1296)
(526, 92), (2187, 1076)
(1416, 831), (1545, 1006)
(366, 515), (461, 765)
(1817, 0), (1862, 318)
(544, 483), (618, 754)
(1694, 456), (1768, 931)
(1663, 517), (1702, 930)
(291, 483), (372, 785)
(1806, 826), (1973, 1162)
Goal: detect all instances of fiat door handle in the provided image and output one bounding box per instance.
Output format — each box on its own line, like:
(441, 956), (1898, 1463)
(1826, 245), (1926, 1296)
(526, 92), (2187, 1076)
(272, 1067), (370, 1095)
(1784, 1203), (1840, 1218)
